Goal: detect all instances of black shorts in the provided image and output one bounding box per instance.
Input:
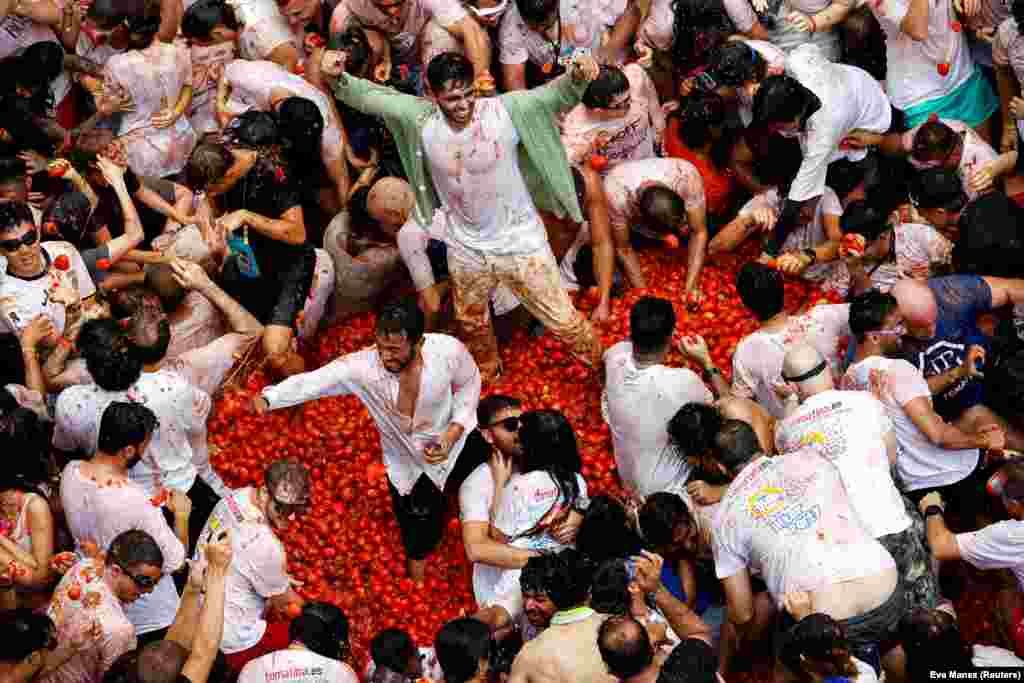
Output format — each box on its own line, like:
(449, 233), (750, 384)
(223, 246), (316, 328)
(906, 458), (989, 523)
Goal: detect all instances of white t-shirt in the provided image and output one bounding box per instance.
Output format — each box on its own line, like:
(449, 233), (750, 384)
(731, 304), (851, 420)
(774, 390), (910, 539)
(238, 648), (360, 683)
(604, 158), (706, 235)
(459, 462), (504, 609)
(498, 0), (629, 67)
(422, 98), (547, 256)
(841, 355), (979, 491)
(871, 0), (974, 110)
(784, 44), (893, 202)
(197, 487), (291, 654)
(0, 242), (96, 337)
(712, 449), (897, 606)
(956, 519), (1024, 591)
(601, 341), (714, 498)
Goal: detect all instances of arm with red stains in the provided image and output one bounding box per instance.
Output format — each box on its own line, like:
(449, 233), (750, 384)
(581, 165), (614, 321)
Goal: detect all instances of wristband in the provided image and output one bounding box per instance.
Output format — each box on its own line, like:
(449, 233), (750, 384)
(924, 505), (944, 518)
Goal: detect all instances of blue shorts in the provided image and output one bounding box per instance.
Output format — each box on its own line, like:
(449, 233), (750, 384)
(904, 68), (998, 129)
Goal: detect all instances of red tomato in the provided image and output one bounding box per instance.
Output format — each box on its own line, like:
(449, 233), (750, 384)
(53, 255), (70, 271)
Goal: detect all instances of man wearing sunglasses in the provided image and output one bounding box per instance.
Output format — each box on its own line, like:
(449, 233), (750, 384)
(42, 529), (166, 683)
(194, 459), (310, 676)
(0, 200), (97, 349)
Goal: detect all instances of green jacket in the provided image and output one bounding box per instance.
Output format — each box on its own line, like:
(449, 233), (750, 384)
(331, 73), (586, 228)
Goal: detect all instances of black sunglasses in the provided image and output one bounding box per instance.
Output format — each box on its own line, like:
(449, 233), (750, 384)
(0, 229), (38, 252)
(487, 416), (521, 432)
(117, 564), (158, 589)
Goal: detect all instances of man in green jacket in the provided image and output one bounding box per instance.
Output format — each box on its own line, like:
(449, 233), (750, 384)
(319, 47), (604, 382)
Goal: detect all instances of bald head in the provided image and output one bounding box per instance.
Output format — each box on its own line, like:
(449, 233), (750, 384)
(782, 343), (832, 397)
(136, 640), (188, 683)
(367, 177), (415, 235)
(891, 279), (938, 339)
(598, 615), (654, 679)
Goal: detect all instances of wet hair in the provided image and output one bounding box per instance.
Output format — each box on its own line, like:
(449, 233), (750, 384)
(826, 158), (868, 204)
(128, 316), (172, 366)
(181, 0), (237, 40)
(0, 200), (34, 235)
(638, 492), (693, 550)
(598, 615), (654, 679)
(670, 0), (735, 76)
(752, 75), (810, 127)
(347, 184), (380, 232)
(848, 289), (899, 341)
(145, 263), (188, 313)
(98, 401), (158, 455)
(518, 410), (583, 511)
(79, 319), (144, 391)
(657, 638), (718, 683)
(303, 602), (350, 661)
(136, 641), (189, 683)
(736, 261), (784, 321)
(838, 6), (886, 82)
(426, 52), (474, 94)
(674, 92), (726, 151)
(840, 199), (892, 243)
(779, 614), (859, 682)
(370, 628), (416, 673)
(264, 459), (311, 504)
(575, 495), (643, 564)
(108, 528), (164, 572)
(328, 28), (372, 79)
(0, 408), (50, 494)
(226, 110), (280, 149)
(637, 186), (686, 235)
(707, 41), (766, 86)
(0, 96), (55, 155)
(0, 609), (54, 663)
(590, 559), (633, 615)
(184, 143), (233, 191)
(911, 121), (959, 163)
(629, 296), (676, 355)
(899, 608), (973, 683)
(515, 0), (557, 24)
(290, 614), (341, 659)
(520, 552), (560, 595)
(667, 402), (723, 461)
(582, 66), (629, 109)
(997, 460), (1024, 504)
(277, 97), (324, 164)
(477, 394), (522, 427)
(12, 41), (63, 113)
(713, 419), (762, 473)
(953, 192), (1024, 278)
(40, 191), (92, 247)
(376, 299), (426, 345)
(125, 10), (162, 44)
(572, 244), (598, 289)
(538, 548), (593, 610)
(752, 134), (803, 190)
(435, 618), (491, 683)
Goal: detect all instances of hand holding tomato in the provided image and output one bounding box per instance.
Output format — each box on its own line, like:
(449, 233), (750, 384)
(685, 288), (702, 312)
(776, 252), (810, 275)
(839, 233), (866, 259)
(677, 334), (713, 369)
(251, 397), (270, 415)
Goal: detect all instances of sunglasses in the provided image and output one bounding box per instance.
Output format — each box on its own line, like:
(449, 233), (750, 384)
(117, 564), (158, 589)
(0, 229), (38, 252)
(487, 416), (521, 432)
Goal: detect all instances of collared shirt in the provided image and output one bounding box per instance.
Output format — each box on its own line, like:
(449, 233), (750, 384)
(262, 333), (481, 495)
(550, 605), (596, 625)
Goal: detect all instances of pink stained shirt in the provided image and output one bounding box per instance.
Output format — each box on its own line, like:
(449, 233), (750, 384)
(604, 158), (706, 234)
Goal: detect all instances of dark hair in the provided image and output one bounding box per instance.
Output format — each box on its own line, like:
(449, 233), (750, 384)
(840, 199), (892, 243)
(108, 528), (164, 572)
(1015, 0), (1024, 28)
(520, 552), (560, 595)
(953, 192), (1024, 278)
(426, 52), (474, 94)
(0, 156), (27, 186)
(128, 316), (172, 366)
(181, 0), (237, 40)
(97, 401), (158, 455)
(0, 408), (51, 494)
(289, 614), (340, 659)
(708, 41), (766, 86)
(736, 261), (784, 321)
(264, 460), (311, 504)
(0, 96), (55, 155)
(657, 638), (719, 683)
(303, 601), (350, 661)
(670, 0), (734, 77)
(713, 419), (762, 473)
(838, 6), (886, 81)
(478, 394), (522, 427)
(575, 495), (643, 564)
(848, 289), (899, 341)
(12, 41), (63, 113)
(752, 75), (810, 127)
(376, 300), (426, 345)
(145, 263), (188, 313)
(370, 628), (416, 673)
(997, 460), (1024, 503)
(752, 134), (803, 191)
(434, 618), (491, 683)
(590, 559), (633, 615)
(572, 244), (598, 289)
(185, 142), (233, 191)
(667, 402), (723, 461)
(674, 93), (726, 151)
(899, 608), (973, 683)
(540, 548), (593, 610)
(638, 492), (693, 550)
(826, 158), (868, 204)
(41, 191), (92, 247)
(637, 186), (686, 235)
(986, 351), (1024, 427)
(0, 200), (34, 234)
(518, 410), (582, 511)
(226, 110), (279, 149)
(582, 66), (629, 109)
(629, 296), (676, 355)
(779, 614), (859, 682)
(515, 0), (557, 24)
(911, 121), (959, 163)
(328, 28), (372, 78)
(79, 319), (144, 391)
(102, 650), (141, 683)
(277, 97), (324, 164)
(0, 609), (54, 663)
(598, 615), (653, 679)
(125, 10), (163, 44)
(136, 641), (189, 683)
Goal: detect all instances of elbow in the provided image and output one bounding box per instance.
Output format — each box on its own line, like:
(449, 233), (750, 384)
(463, 542), (484, 564)
(905, 24), (929, 41)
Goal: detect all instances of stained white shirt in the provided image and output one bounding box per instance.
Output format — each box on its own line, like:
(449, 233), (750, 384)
(262, 333), (481, 495)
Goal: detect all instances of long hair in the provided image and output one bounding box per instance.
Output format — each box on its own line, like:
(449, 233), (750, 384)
(518, 410), (583, 512)
(670, 0), (735, 77)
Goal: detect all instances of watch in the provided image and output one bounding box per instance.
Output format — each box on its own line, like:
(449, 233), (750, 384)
(924, 505), (944, 518)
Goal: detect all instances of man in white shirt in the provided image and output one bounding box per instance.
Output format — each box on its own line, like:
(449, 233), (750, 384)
(750, 44), (892, 258)
(195, 459), (309, 676)
(60, 402), (188, 645)
(602, 297), (726, 501)
(254, 300), (483, 581)
(731, 261), (851, 419)
(238, 613), (360, 683)
(776, 343), (939, 614)
(842, 290), (1005, 523)
(710, 420), (902, 671)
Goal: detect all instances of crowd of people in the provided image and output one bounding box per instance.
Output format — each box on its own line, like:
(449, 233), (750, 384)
(1, 0), (1024, 677)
